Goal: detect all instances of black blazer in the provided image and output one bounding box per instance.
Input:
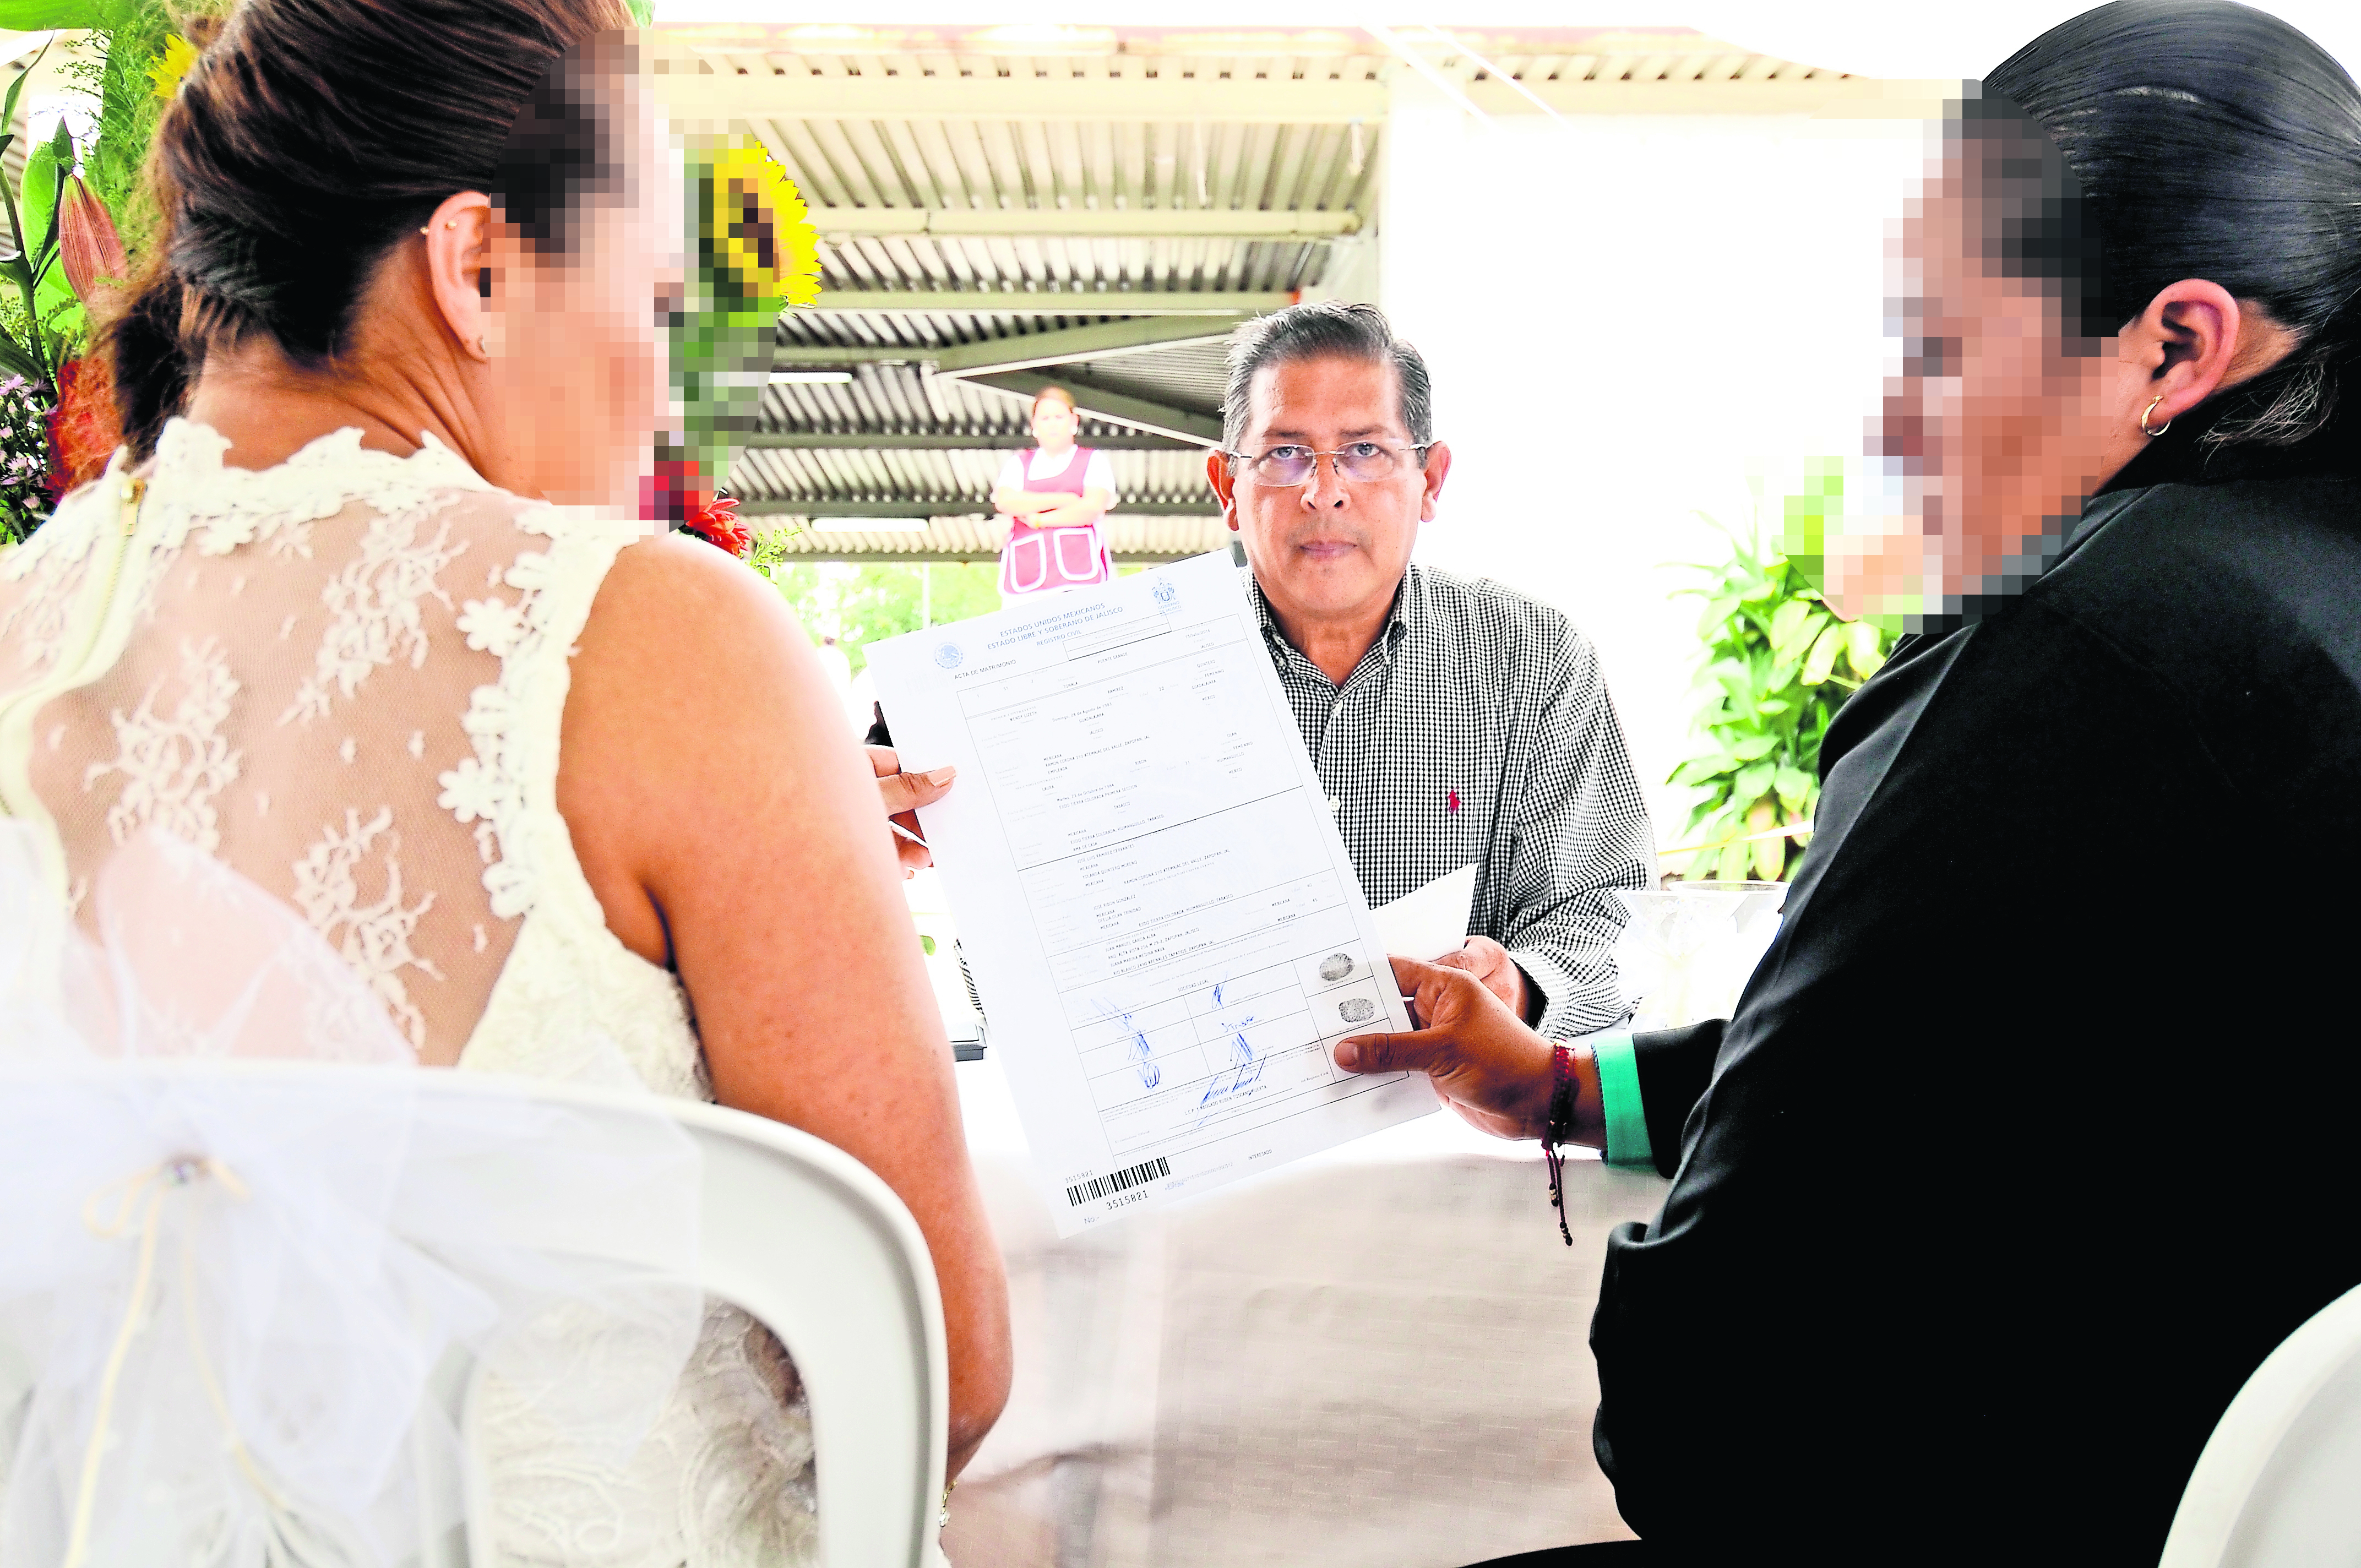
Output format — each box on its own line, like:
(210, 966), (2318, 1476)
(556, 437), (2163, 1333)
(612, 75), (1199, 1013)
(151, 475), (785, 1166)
(1589, 424), (2361, 1563)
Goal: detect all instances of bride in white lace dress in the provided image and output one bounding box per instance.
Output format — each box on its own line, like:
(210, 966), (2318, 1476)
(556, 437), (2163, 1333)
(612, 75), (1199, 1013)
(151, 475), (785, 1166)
(0, 3), (1010, 1562)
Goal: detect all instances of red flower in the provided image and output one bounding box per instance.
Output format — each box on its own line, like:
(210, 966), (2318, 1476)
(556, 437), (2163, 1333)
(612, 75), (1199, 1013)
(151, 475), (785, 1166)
(683, 493), (752, 558)
(45, 357), (118, 503)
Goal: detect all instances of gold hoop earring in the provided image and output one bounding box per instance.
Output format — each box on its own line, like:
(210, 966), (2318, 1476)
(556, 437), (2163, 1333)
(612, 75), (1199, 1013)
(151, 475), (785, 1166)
(2141, 395), (2172, 438)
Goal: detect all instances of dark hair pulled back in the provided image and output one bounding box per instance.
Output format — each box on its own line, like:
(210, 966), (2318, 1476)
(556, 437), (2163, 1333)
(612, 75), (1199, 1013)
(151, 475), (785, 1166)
(1988, 0), (2361, 449)
(102, 0), (632, 460)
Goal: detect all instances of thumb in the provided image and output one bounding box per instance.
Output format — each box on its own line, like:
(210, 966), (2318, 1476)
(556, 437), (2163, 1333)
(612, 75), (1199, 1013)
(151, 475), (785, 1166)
(1334, 1025), (1449, 1076)
(878, 763), (957, 815)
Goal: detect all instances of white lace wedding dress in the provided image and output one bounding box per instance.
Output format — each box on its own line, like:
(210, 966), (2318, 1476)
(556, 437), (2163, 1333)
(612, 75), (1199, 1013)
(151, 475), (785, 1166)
(0, 420), (817, 1565)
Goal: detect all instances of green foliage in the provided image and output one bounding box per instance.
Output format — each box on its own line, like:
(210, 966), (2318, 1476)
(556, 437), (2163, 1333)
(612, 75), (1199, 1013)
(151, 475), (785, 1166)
(0, 1), (140, 26)
(759, 552), (1005, 676)
(1667, 462), (1895, 882)
(80, 1), (173, 257)
(0, 47), (72, 395)
(21, 121), (83, 331)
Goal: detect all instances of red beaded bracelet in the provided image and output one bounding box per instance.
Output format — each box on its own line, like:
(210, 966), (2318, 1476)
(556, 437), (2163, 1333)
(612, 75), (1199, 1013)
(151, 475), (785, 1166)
(1542, 1044), (1576, 1247)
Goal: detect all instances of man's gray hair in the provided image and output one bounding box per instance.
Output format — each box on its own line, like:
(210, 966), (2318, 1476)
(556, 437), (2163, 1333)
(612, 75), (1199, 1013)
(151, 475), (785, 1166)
(1220, 301), (1435, 456)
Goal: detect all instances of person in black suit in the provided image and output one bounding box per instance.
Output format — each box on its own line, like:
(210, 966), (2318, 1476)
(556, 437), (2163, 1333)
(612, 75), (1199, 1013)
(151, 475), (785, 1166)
(1331, 4), (2361, 1561)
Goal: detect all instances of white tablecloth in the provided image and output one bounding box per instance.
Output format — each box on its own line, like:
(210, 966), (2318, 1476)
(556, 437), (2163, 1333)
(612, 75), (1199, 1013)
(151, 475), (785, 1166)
(944, 1057), (1669, 1568)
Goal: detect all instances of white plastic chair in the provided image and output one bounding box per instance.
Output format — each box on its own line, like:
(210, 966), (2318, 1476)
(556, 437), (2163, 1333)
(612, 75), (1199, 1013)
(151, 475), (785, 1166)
(2157, 1282), (2361, 1567)
(1, 1062), (949, 1568)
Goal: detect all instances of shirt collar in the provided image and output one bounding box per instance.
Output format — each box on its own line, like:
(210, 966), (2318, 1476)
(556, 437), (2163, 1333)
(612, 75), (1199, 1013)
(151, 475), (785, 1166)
(1248, 563), (1421, 681)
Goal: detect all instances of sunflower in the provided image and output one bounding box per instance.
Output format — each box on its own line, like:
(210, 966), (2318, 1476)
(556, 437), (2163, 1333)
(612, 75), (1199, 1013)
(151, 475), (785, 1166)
(147, 34), (198, 102)
(697, 140), (820, 315)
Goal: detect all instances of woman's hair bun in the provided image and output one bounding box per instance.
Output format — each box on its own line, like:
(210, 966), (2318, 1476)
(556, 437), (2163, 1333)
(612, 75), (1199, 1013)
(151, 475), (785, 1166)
(101, 0), (632, 461)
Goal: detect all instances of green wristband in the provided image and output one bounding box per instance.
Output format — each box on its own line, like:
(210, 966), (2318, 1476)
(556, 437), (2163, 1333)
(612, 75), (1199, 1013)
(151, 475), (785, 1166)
(1591, 1032), (1653, 1170)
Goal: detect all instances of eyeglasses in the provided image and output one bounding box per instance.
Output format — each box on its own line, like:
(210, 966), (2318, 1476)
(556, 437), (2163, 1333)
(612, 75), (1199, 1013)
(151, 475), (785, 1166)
(1223, 441), (1434, 487)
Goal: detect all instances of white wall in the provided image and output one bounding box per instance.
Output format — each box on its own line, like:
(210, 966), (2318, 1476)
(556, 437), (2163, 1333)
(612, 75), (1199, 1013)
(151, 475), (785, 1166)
(1379, 95), (1923, 847)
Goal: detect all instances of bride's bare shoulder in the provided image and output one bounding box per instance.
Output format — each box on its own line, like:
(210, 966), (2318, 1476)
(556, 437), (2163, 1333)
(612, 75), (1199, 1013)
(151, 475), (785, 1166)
(554, 529), (843, 961)
(579, 529), (799, 657)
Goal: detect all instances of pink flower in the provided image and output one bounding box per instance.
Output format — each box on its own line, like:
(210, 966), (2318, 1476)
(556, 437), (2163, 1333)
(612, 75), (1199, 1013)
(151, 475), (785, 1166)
(59, 176), (129, 302)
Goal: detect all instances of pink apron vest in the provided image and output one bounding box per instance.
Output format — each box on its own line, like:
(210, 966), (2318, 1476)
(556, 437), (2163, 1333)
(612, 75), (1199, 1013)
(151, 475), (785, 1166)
(999, 445), (1115, 597)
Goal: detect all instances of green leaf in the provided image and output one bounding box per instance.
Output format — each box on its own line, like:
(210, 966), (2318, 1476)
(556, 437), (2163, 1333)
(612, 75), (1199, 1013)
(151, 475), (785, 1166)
(1716, 841), (1751, 882)
(1773, 765), (1815, 812)
(919, 933), (937, 956)
(1728, 732), (1779, 761)
(0, 329), (40, 383)
(1843, 618), (1889, 678)
(1799, 622), (1845, 687)
(1668, 754), (1737, 787)
(1733, 761), (1776, 803)
(1767, 597), (1816, 662)
(18, 135), (78, 330)
(0, 37), (46, 135)
(0, 0), (136, 26)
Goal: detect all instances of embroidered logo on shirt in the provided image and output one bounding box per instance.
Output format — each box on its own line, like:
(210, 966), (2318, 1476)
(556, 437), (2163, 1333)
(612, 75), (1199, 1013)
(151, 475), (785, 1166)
(1447, 788), (1461, 814)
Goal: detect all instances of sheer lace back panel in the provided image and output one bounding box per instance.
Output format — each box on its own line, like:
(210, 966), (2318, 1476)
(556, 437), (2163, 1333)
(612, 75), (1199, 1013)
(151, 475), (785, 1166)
(1, 422), (819, 1565)
(1, 421), (629, 1063)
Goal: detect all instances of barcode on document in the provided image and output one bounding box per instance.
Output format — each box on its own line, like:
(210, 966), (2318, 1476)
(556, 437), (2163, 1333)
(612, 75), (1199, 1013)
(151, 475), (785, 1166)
(1067, 1156), (1171, 1207)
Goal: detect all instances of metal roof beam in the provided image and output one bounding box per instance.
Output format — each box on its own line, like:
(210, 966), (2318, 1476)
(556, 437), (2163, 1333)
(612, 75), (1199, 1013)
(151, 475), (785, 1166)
(804, 290), (1293, 316)
(808, 207), (1358, 239)
(965, 371), (1225, 447)
(738, 497), (1217, 518)
(930, 317), (1238, 377)
(662, 73), (1389, 124)
(771, 316), (1234, 373)
(746, 431), (1201, 451)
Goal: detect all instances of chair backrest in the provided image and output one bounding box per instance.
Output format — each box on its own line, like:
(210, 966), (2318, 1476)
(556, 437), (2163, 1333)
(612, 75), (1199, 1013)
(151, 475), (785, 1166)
(431, 1070), (950, 1568)
(0, 1062), (947, 1568)
(2157, 1282), (2361, 1568)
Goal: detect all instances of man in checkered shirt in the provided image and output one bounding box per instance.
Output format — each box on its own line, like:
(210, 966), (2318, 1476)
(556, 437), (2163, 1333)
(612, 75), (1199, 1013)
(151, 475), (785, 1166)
(1200, 301), (1655, 1039)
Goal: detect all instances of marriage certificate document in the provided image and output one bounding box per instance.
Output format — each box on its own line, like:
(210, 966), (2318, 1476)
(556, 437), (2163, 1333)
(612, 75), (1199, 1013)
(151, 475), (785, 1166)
(867, 552), (1433, 1232)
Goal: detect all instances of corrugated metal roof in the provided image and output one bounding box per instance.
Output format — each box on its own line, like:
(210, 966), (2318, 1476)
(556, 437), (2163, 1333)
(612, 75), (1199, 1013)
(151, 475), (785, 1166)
(665, 25), (1843, 559)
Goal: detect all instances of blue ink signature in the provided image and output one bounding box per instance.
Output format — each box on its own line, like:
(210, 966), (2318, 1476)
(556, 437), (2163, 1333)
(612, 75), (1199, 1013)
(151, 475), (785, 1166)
(1117, 1007), (1161, 1090)
(1192, 1022), (1266, 1126)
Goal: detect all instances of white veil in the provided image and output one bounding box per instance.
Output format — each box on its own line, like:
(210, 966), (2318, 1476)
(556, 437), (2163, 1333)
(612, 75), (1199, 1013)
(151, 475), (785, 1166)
(0, 824), (704, 1567)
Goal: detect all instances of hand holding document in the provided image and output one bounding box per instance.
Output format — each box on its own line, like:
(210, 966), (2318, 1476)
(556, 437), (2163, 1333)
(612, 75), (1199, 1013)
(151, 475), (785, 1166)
(867, 554), (1436, 1233)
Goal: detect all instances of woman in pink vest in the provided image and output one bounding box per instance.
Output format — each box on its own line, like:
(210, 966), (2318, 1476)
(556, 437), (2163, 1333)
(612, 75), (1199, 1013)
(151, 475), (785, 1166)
(991, 385), (1117, 596)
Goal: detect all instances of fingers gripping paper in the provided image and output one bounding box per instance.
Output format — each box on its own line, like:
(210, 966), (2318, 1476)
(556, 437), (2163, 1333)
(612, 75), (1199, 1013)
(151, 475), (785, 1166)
(868, 554), (1431, 1233)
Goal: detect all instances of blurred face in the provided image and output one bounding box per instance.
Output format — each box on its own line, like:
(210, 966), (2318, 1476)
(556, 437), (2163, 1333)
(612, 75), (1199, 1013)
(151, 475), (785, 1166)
(1031, 395), (1078, 450)
(482, 67), (679, 511)
(1212, 354), (1449, 633)
(1833, 151), (2110, 623)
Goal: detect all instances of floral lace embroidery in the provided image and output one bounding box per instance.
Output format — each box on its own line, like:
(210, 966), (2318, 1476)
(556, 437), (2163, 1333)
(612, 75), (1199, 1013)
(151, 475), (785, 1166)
(291, 805), (441, 1050)
(82, 635), (243, 852)
(438, 526), (580, 917)
(0, 504), (97, 676)
(281, 504), (467, 726)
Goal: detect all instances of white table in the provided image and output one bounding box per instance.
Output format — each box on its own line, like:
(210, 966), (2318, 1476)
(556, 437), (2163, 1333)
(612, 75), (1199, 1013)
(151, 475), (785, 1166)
(943, 1055), (1668, 1568)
